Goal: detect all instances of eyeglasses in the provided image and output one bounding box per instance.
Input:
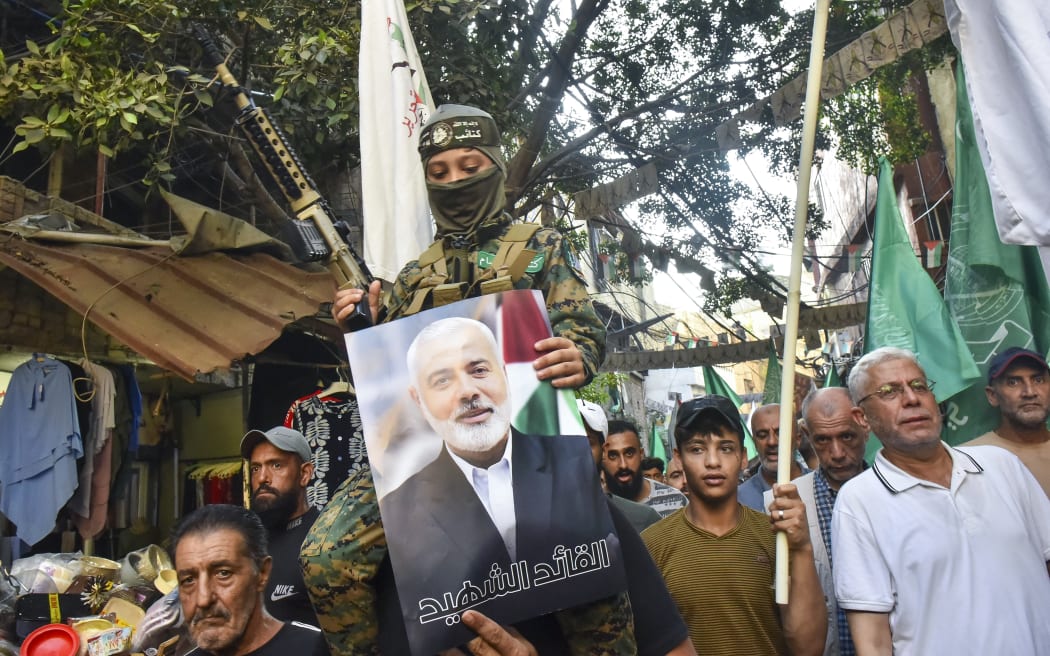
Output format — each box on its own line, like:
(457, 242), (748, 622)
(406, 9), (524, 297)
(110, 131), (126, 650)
(857, 378), (935, 404)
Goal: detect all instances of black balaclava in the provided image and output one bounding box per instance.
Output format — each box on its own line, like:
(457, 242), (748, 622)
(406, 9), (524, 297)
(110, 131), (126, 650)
(418, 104), (508, 240)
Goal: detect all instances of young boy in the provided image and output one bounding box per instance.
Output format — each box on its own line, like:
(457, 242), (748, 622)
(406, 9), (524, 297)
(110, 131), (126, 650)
(642, 395), (826, 656)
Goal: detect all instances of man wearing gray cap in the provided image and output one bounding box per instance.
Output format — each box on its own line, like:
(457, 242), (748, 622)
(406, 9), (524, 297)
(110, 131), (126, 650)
(240, 426), (323, 633)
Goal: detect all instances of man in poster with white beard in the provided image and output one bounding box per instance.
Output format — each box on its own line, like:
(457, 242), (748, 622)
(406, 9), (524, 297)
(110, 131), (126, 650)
(378, 316), (624, 653)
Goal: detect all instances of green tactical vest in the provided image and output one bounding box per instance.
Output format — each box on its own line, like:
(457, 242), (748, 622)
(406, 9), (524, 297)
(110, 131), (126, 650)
(403, 223), (544, 316)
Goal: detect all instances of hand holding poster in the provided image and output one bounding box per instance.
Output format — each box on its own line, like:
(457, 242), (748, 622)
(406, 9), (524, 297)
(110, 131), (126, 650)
(346, 289), (626, 654)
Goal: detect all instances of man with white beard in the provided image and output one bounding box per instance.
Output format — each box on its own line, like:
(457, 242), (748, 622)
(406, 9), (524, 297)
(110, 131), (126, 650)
(377, 317), (621, 651)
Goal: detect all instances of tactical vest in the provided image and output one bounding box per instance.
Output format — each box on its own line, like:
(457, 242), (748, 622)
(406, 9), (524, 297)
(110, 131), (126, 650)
(403, 223), (544, 316)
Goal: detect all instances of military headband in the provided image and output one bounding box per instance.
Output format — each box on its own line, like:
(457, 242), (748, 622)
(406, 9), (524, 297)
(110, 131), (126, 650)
(418, 115), (501, 161)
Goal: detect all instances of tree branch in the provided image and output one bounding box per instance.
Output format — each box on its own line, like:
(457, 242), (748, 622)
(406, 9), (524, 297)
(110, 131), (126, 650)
(505, 0), (611, 204)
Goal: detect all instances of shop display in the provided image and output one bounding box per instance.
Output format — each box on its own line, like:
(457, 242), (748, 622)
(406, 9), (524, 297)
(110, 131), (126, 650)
(0, 356), (150, 548)
(0, 355), (83, 547)
(3, 548), (170, 654)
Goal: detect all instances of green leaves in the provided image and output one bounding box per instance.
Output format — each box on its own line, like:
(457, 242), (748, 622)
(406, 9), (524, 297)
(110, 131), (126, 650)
(0, 0), (944, 318)
(12, 104), (74, 152)
(0, 1), (190, 163)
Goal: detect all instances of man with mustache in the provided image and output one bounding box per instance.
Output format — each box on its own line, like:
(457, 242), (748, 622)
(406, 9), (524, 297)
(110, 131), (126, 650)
(963, 346), (1050, 497)
(578, 400), (662, 533)
(834, 347), (1050, 655)
(239, 426), (322, 632)
(173, 504), (327, 656)
(378, 317), (623, 653)
(738, 403), (808, 511)
(665, 454), (689, 500)
(603, 420), (687, 518)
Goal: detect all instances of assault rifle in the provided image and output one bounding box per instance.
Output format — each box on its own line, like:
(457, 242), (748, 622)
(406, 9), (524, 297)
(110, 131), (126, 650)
(193, 24), (372, 328)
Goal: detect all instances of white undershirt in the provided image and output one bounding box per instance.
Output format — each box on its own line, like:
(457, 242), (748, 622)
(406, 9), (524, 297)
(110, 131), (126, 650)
(448, 437), (517, 560)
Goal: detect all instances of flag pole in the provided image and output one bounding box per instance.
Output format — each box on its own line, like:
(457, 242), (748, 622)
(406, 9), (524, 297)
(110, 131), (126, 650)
(775, 0), (832, 605)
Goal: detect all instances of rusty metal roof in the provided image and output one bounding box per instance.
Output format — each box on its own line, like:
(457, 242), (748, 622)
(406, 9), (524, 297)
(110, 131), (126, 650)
(0, 236), (334, 380)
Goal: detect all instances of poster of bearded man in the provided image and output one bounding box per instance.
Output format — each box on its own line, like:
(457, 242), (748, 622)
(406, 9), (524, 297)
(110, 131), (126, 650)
(347, 289), (626, 655)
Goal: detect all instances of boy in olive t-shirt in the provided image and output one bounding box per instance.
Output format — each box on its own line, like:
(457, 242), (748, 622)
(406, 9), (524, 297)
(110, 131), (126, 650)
(642, 395), (826, 656)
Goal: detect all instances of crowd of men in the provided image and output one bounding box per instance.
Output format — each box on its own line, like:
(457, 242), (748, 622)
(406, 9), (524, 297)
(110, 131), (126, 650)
(151, 102), (1050, 656)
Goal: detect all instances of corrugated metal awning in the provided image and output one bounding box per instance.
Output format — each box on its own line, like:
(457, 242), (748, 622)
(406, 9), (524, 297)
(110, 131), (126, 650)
(0, 236), (334, 379)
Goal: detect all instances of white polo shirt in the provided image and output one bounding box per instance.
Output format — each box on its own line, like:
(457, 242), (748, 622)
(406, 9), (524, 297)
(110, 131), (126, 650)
(832, 443), (1050, 656)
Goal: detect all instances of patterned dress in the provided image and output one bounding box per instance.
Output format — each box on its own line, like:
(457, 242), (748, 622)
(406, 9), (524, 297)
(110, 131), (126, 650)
(284, 391), (367, 509)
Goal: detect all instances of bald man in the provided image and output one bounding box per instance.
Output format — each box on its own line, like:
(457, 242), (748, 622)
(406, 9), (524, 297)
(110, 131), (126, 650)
(764, 387), (868, 656)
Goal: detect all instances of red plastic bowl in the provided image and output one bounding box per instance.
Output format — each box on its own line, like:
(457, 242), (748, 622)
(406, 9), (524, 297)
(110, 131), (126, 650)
(21, 623), (79, 656)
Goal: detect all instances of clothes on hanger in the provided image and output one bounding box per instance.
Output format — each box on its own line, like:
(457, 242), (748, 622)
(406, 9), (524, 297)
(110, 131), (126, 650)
(59, 359), (93, 452)
(284, 391), (366, 509)
(184, 462), (244, 512)
(69, 360), (115, 523)
(117, 364), (143, 453)
(0, 356), (83, 546)
(109, 365), (135, 529)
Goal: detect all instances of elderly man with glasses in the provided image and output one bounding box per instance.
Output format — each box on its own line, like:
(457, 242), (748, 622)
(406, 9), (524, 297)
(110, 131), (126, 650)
(832, 346), (1050, 656)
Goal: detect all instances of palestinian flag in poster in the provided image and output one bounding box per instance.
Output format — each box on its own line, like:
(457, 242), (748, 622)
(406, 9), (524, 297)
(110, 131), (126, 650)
(346, 289), (622, 655)
(497, 290), (585, 437)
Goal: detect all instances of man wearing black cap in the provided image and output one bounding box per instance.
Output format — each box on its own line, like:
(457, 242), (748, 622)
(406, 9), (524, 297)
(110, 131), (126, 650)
(641, 395), (825, 656)
(964, 346), (1050, 497)
(240, 426), (323, 633)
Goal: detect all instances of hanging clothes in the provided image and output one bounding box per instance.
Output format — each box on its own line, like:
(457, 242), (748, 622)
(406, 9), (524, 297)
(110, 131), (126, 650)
(117, 365), (142, 453)
(109, 365), (135, 531)
(59, 360), (93, 453)
(0, 356), (83, 546)
(184, 461), (244, 512)
(68, 360), (115, 524)
(284, 392), (367, 509)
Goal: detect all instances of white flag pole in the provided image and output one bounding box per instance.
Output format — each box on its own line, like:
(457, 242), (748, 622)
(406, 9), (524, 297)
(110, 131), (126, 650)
(776, 0), (831, 605)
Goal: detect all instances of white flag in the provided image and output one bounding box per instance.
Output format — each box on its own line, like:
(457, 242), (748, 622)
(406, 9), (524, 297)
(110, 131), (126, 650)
(943, 0), (1050, 245)
(359, 0), (435, 281)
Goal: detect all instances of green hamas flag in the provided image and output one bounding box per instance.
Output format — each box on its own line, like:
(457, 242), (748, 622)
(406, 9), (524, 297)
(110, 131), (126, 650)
(865, 157), (980, 407)
(702, 366), (755, 458)
(762, 340), (782, 403)
(824, 363), (842, 388)
(650, 424), (668, 463)
(942, 62), (1050, 444)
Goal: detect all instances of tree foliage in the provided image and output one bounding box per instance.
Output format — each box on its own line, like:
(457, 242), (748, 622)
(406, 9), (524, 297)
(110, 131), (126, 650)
(0, 0), (950, 310)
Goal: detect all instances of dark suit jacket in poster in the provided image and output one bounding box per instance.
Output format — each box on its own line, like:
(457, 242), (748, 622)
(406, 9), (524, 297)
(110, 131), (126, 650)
(379, 428), (624, 654)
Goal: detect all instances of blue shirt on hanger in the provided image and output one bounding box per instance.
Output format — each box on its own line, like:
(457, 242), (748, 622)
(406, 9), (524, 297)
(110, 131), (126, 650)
(0, 356), (83, 545)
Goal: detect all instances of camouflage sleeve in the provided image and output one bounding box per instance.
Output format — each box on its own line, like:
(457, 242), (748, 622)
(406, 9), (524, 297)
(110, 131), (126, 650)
(380, 260), (423, 324)
(555, 591), (637, 655)
(300, 466), (386, 656)
(532, 227), (607, 385)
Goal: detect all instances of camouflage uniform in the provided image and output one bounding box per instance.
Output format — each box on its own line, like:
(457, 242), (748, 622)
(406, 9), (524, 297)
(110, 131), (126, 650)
(385, 214), (605, 377)
(300, 215), (635, 654)
(300, 466), (385, 655)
